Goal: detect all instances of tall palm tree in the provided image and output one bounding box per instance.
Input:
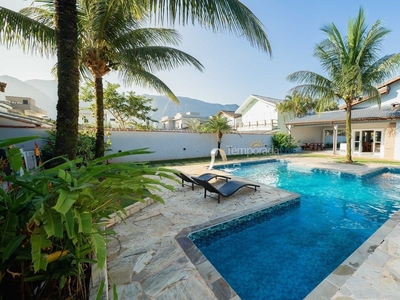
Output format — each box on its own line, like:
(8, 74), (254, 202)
(1, 0), (271, 159)
(287, 7), (400, 163)
(20, 0), (204, 158)
(202, 114), (232, 149)
(53, 0), (79, 160)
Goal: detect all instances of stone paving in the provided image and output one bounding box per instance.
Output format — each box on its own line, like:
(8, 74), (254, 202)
(91, 155), (400, 300)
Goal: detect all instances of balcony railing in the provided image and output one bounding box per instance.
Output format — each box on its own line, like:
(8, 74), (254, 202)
(235, 119), (278, 130)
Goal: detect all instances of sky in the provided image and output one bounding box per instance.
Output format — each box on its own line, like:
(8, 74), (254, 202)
(1, 0), (400, 106)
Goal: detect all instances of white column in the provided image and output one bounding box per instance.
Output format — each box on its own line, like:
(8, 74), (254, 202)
(332, 125), (338, 155)
(395, 122), (400, 160)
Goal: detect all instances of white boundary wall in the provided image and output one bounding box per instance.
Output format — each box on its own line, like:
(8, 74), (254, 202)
(0, 128), (272, 162)
(109, 131), (272, 162)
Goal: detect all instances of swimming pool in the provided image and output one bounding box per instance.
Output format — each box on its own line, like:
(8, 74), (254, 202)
(189, 160), (400, 299)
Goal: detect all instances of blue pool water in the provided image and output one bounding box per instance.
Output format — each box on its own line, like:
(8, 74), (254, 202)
(190, 161), (400, 300)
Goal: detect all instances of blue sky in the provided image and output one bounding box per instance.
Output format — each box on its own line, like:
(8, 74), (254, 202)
(1, 0), (400, 105)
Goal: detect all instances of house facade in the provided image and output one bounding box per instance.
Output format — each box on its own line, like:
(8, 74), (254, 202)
(0, 83), (53, 129)
(234, 94), (285, 133)
(286, 76), (400, 160)
(161, 112), (209, 130)
(216, 110), (241, 128)
(4, 96), (48, 118)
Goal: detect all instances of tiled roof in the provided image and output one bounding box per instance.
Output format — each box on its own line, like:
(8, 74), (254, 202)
(286, 104), (400, 126)
(218, 110), (242, 118)
(251, 94), (283, 105)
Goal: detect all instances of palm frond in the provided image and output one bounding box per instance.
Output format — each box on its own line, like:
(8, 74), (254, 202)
(0, 6), (56, 56)
(147, 0), (272, 55)
(119, 46), (204, 73)
(111, 28), (182, 49)
(118, 68), (179, 103)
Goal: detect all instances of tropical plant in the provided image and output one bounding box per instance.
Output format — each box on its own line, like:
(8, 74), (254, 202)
(0, 136), (175, 299)
(287, 7), (400, 163)
(271, 132), (298, 153)
(202, 114), (232, 149)
(40, 129), (111, 164)
(81, 81), (158, 130)
(276, 92), (314, 120)
(184, 118), (202, 132)
(0, 0), (271, 161)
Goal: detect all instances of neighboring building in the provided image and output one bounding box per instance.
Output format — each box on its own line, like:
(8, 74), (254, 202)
(161, 112), (209, 129)
(160, 115), (174, 129)
(0, 83), (52, 128)
(5, 96), (48, 118)
(79, 105), (120, 128)
(286, 75), (400, 160)
(216, 110), (242, 128)
(234, 94), (284, 133)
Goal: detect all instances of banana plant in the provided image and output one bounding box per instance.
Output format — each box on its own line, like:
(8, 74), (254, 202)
(0, 136), (175, 299)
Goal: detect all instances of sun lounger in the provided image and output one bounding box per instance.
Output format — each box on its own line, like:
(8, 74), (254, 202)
(191, 177), (260, 203)
(175, 172), (231, 190)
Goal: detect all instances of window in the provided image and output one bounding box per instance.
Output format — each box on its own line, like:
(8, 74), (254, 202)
(22, 99), (29, 104)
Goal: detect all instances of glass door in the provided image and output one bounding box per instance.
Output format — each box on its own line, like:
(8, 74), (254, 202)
(354, 131), (361, 152)
(373, 130), (382, 153)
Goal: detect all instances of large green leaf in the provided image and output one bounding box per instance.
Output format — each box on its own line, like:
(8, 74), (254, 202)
(7, 147), (23, 173)
(90, 232), (106, 269)
(2, 235), (26, 262)
(0, 212), (18, 249)
(42, 207), (63, 238)
(53, 189), (79, 215)
(76, 209), (92, 233)
(95, 280), (105, 300)
(0, 136), (40, 148)
(62, 210), (75, 239)
(31, 227), (51, 272)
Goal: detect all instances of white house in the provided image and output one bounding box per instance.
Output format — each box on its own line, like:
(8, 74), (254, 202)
(216, 110), (242, 128)
(161, 112), (209, 129)
(286, 75), (400, 160)
(234, 94), (285, 133)
(0, 82), (53, 129)
(4, 96), (48, 118)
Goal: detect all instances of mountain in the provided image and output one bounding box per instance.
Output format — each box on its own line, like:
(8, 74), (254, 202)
(146, 94), (239, 121)
(0, 76), (239, 121)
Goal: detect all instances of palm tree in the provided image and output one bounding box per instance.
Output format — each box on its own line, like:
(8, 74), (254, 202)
(53, 0), (80, 160)
(202, 114), (232, 149)
(185, 118), (202, 132)
(19, 0), (204, 158)
(1, 0), (271, 159)
(276, 92), (313, 120)
(287, 7), (400, 163)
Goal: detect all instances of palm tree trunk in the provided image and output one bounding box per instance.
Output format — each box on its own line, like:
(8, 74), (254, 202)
(345, 103), (353, 163)
(94, 77), (105, 158)
(217, 133), (222, 149)
(53, 0), (79, 161)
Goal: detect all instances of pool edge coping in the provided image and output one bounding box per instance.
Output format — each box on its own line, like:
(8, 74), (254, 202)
(175, 192), (301, 300)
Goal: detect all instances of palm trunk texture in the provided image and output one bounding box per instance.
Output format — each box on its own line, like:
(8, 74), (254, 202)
(53, 0), (79, 161)
(94, 77), (105, 158)
(345, 104), (353, 163)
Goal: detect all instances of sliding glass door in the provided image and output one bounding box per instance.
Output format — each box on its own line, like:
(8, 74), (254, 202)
(353, 130), (382, 154)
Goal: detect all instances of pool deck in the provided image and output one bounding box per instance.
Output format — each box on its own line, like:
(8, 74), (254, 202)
(91, 156), (400, 300)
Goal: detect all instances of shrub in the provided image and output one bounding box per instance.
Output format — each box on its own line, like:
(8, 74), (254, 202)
(40, 129), (111, 164)
(0, 136), (175, 299)
(271, 132), (298, 153)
